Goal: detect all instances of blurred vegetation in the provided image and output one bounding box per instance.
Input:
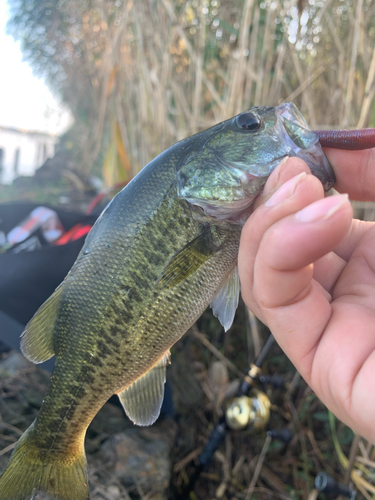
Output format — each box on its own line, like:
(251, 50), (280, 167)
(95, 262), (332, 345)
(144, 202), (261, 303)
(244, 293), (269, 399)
(6, 0), (375, 184)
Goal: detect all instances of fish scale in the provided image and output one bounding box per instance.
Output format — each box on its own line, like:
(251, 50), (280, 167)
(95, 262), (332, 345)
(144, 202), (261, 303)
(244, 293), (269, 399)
(21, 153), (239, 461)
(0, 103), (335, 500)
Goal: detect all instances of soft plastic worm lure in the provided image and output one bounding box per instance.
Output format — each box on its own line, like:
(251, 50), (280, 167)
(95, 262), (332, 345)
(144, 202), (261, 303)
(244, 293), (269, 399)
(315, 128), (375, 150)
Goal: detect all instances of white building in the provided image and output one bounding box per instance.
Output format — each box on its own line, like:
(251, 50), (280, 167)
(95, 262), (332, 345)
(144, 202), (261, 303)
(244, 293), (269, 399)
(0, 126), (57, 184)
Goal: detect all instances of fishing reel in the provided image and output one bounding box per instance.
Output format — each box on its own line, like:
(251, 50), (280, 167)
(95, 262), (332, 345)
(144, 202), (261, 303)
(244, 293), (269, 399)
(178, 336), (294, 500)
(224, 363), (272, 431)
(225, 388), (271, 431)
(178, 333), (360, 500)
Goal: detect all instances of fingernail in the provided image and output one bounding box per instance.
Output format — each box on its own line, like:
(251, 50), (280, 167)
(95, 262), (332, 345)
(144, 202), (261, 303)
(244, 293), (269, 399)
(295, 194), (349, 222)
(265, 156), (290, 193)
(265, 172), (306, 207)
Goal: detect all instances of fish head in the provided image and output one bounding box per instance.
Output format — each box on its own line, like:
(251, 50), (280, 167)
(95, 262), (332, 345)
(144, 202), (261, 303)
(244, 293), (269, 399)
(177, 102), (335, 222)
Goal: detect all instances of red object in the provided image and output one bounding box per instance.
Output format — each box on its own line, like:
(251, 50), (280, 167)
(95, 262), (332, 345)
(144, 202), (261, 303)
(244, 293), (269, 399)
(314, 128), (375, 150)
(86, 181), (130, 215)
(55, 224), (92, 245)
(7, 206), (64, 245)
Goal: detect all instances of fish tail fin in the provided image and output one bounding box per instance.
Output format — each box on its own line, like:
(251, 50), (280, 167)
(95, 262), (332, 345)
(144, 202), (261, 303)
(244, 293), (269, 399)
(0, 423), (89, 500)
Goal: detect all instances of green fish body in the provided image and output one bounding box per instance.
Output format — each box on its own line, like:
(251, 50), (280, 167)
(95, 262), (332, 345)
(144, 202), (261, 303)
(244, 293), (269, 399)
(0, 103), (335, 500)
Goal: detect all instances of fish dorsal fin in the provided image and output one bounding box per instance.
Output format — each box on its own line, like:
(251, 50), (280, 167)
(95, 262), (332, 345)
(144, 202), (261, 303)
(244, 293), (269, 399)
(20, 284), (62, 363)
(156, 227), (219, 289)
(118, 352), (171, 426)
(210, 266), (240, 332)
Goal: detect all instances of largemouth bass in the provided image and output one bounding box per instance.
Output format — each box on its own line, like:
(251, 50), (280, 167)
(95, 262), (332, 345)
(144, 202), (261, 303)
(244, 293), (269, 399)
(0, 103), (335, 500)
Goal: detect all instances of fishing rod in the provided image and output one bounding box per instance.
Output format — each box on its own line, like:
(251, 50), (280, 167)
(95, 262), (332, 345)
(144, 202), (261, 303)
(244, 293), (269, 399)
(178, 333), (293, 499)
(315, 471), (356, 499)
(177, 334), (360, 500)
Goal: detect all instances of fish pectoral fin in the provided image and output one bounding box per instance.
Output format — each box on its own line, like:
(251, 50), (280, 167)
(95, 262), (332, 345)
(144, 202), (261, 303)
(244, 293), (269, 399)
(20, 283), (62, 363)
(117, 351), (171, 426)
(156, 226), (219, 289)
(210, 266), (240, 332)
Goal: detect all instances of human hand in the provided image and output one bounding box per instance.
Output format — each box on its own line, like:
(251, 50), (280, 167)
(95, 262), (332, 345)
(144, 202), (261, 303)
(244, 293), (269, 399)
(238, 147), (375, 443)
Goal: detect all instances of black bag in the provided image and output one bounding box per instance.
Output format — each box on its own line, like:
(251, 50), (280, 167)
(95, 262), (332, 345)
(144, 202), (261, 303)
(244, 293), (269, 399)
(0, 202), (97, 370)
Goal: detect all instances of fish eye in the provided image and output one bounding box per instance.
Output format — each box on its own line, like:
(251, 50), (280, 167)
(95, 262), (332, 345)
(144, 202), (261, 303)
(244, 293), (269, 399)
(235, 113), (262, 131)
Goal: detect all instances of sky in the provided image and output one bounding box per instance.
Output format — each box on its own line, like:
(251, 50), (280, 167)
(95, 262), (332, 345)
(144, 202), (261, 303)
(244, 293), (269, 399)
(0, 0), (72, 135)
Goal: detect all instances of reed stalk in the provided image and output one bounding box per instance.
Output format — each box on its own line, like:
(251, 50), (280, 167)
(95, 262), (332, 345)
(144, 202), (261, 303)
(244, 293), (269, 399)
(95, 0), (374, 179)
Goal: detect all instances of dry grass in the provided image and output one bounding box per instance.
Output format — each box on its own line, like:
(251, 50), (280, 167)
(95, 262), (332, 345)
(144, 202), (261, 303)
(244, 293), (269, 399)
(8, 0), (374, 179)
(86, 0), (375, 183)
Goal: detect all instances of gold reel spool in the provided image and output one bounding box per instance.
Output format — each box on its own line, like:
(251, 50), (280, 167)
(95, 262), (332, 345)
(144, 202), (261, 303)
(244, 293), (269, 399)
(225, 389), (271, 431)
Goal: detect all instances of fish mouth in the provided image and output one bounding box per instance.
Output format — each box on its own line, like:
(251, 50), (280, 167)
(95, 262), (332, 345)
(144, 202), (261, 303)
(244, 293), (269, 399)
(276, 103), (336, 191)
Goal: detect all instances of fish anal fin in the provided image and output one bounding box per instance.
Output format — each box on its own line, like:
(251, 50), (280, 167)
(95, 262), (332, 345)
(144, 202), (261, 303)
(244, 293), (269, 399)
(20, 284), (62, 363)
(118, 352), (171, 426)
(156, 227), (219, 289)
(210, 266), (240, 331)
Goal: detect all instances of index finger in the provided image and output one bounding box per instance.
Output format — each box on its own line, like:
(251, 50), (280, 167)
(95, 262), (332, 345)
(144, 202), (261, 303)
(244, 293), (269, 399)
(325, 148), (375, 201)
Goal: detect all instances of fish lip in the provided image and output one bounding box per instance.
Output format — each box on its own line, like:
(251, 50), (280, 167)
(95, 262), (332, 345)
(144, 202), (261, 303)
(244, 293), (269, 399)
(276, 104), (336, 191)
(276, 102), (310, 129)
